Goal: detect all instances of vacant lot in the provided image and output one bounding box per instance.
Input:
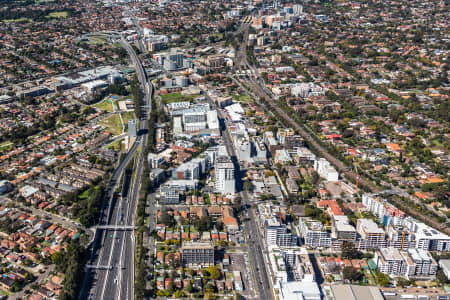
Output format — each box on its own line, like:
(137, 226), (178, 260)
(92, 100), (114, 112)
(100, 114), (123, 136)
(161, 92), (199, 104)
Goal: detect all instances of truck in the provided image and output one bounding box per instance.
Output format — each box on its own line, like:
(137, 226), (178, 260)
(400, 296), (416, 300)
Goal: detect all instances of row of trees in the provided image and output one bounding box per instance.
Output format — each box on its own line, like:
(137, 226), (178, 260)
(57, 242), (86, 300)
(135, 95), (159, 299)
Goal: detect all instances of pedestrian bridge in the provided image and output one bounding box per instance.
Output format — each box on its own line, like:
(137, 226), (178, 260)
(86, 265), (113, 270)
(96, 225), (136, 230)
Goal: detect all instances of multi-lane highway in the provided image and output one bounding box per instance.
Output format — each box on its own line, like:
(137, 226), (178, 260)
(80, 30), (152, 300)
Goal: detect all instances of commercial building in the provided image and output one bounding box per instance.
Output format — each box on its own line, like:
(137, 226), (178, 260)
(331, 285), (384, 300)
(174, 162), (200, 180)
(183, 111), (207, 132)
(153, 49), (192, 71)
(181, 241), (215, 267)
(159, 180), (198, 204)
(149, 168), (165, 186)
(278, 281), (321, 300)
(298, 218), (331, 248)
(215, 156), (235, 195)
(128, 119), (138, 137)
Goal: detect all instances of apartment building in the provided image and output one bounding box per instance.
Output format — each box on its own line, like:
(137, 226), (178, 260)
(356, 219), (386, 250)
(298, 218), (331, 249)
(148, 153), (166, 168)
(265, 218), (298, 247)
(410, 221), (450, 252)
(332, 216), (357, 242)
(386, 225), (416, 250)
(375, 247), (405, 276)
(215, 156), (235, 195)
(181, 241), (215, 267)
(375, 247), (438, 279)
(314, 158), (339, 182)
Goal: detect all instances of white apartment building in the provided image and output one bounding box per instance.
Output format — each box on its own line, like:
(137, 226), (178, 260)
(299, 218), (331, 249)
(265, 218), (297, 247)
(314, 158), (339, 181)
(362, 194), (386, 218)
(375, 247), (438, 279)
(386, 225), (416, 250)
(215, 156), (235, 195)
(356, 219), (386, 250)
(375, 247), (405, 276)
(332, 215), (357, 242)
(412, 222), (450, 251)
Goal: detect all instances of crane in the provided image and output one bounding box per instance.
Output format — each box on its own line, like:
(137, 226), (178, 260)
(353, 161), (360, 195)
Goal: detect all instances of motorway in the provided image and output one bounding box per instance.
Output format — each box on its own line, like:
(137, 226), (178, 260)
(80, 28), (152, 300)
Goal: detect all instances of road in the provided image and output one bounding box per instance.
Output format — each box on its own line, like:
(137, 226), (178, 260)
(204, 90), (273, 300)
(80, 29), (152, 300)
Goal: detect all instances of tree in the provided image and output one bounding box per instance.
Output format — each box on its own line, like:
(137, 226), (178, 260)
(51, 252), (64, 267)
(204, 292), (216, 300)
(437, 269), (449, 284)
(342, 267), (363, 282)
(173, 290), (185, 298)
(396, 277), (410, 287)
(341, 241), (363, 259)
(243, 180), (253, 192)
(160, 211), (175, 227)
(207, 265), (220, 280)
(375, 271), (390, 287)
(167, 282), (175, 294)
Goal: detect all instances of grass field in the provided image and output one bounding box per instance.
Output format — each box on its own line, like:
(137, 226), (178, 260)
(3, 18), (31, 22)
(106, 138), (125, 152)
(122, 111), (136, 130)
(161, 92), (199, 104)
(0, 141), (13, 152)
(100, 114), (123, 136)
(92, 100), (114, 112)
(233, 94), (252, 102)
(47, 11), (68, 18)
(78, 189), (90, 200)
(87, 36), (107, 45)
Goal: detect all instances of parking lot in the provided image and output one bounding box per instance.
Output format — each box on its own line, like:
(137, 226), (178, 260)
(225, 252), (257, 299)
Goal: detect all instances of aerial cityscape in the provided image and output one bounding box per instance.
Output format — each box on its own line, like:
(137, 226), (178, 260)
(0, 0), (448, 299)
